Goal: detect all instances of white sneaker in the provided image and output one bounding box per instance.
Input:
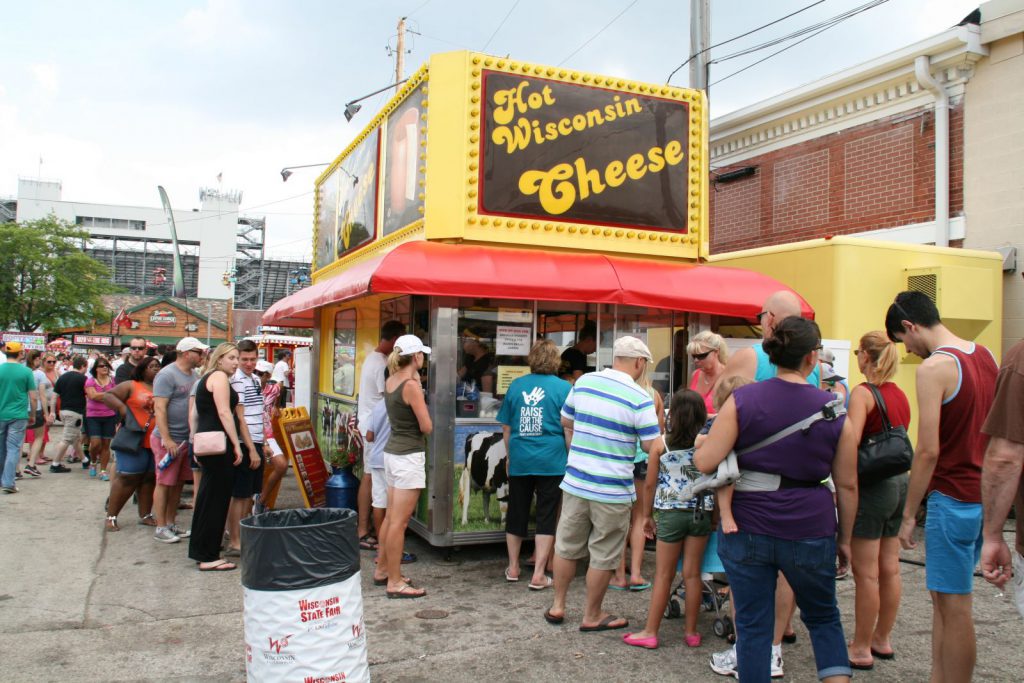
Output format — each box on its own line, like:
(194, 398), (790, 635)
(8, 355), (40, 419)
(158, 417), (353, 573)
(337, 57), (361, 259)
(771, 643), (785, 678)
(170, 524), (191, 539)
(154, 526), (181, 543)
(710, 645), (738, 678)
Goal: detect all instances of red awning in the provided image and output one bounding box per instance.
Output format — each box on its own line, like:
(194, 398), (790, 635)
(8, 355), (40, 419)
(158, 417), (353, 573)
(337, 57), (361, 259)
(263, 241), (812, 327)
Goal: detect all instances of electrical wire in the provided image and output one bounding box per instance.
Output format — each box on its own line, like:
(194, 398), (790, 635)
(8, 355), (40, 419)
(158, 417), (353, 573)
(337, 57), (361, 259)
(710, 23), (834, 86)
(481, 0), (521, 52)
(711, 0), (888, 64)
(406, 0), (433, 18)
(140, 191), (314, 231)
(406, 29), (471, 50)
(665, 0), (827, 84)
(557, 0), (639, 67)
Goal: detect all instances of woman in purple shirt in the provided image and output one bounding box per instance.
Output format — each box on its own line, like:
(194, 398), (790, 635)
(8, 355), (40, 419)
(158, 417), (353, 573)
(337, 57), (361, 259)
(695, 317), (858, 683)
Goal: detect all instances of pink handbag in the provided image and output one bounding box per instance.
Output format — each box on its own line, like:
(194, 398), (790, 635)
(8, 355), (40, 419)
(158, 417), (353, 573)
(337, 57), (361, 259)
(193, 430), (227, 456)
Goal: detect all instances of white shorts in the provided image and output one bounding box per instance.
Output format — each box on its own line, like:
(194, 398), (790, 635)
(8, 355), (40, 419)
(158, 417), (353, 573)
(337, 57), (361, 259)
(370, 466), (388, 509)
(383, 451), (426, 490)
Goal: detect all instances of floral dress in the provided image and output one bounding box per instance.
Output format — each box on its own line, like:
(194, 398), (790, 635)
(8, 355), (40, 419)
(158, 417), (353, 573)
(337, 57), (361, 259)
(655, 441), (715, 513)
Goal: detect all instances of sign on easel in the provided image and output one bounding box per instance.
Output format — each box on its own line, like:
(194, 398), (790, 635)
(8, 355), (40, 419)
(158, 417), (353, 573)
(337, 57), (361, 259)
(274, 407), (329, 508)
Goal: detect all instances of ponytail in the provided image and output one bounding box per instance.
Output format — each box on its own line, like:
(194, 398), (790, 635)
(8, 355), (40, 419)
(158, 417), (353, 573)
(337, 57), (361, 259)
(386, 348), (403, 376)
(858, 331), (899, 384)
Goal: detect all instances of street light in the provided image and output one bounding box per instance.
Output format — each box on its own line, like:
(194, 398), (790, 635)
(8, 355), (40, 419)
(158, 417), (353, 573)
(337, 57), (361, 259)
(280, 164), (358, 185)
(343, 78), (409, 122)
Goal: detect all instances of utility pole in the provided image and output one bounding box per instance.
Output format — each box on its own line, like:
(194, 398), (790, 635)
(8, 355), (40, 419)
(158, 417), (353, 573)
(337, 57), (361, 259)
(395, 17), (406, 84)
(689, 0), (710, 92)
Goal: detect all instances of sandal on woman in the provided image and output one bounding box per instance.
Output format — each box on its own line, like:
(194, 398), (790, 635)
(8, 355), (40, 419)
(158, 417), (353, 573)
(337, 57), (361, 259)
(386, 583), (426, 599)
(105, 516), (120, 531)
(197, 560), (237, 572)
(358, 534), (379, 551)
(138, 513), (156, 527)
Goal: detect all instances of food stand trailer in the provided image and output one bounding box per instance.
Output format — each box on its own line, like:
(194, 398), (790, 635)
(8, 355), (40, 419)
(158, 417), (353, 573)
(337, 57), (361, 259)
(263, 51), (814, 547)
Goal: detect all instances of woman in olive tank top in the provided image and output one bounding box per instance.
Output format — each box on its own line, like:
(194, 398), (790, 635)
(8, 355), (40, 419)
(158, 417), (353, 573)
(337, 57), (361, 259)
(378, 335), (432, 599)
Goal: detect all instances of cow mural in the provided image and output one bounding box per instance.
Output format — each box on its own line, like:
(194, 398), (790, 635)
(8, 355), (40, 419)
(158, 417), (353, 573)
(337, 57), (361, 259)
(458, 431), (509, 526)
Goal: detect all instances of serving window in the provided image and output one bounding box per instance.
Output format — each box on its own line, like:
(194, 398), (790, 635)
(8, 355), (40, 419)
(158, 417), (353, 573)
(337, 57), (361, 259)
(454, 299), (534, 419)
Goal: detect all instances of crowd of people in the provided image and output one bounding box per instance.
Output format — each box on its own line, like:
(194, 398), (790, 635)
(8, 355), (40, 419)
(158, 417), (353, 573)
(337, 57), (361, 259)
(0, 336), (289, 572)
(2, 285), (1022, 681)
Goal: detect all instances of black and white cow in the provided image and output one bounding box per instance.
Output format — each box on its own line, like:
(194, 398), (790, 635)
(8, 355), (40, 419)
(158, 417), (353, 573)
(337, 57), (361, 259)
(459, 431), (509, 526)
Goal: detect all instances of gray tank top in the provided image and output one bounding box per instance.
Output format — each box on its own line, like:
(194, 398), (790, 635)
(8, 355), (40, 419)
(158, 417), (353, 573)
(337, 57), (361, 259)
(384, 379), (425, 455)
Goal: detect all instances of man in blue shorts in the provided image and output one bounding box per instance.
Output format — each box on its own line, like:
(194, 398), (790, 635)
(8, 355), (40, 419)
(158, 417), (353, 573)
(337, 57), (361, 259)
(887, 291), (997, 681)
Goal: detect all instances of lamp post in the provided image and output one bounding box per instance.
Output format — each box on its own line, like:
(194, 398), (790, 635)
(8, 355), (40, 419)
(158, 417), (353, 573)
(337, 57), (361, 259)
(281, 164), (357, 184)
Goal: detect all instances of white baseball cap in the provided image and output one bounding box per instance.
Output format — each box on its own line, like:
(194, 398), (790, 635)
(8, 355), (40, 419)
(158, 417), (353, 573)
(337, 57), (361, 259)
(394, 334), (431, 356)
(176, 337), (210, 353)
(255, 360), (275, 373)
(613, 335), (653, 361)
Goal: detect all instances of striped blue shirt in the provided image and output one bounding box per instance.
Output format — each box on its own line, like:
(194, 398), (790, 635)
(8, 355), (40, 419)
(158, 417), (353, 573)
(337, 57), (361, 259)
(560, 368), (661, 504)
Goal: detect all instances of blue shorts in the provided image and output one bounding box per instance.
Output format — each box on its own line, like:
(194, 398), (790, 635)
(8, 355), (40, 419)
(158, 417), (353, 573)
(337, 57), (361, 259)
(925, 490), (982, 594)
(85, 415), (118, 439)
(114, 447), (155, 476)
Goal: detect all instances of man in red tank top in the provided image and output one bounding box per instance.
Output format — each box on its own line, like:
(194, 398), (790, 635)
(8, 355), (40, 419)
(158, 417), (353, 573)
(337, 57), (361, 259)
(885, 291), (998, 682)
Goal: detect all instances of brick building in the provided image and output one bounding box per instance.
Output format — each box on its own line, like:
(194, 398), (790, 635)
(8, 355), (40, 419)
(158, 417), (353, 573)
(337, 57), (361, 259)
(707, 2), (1024, 354)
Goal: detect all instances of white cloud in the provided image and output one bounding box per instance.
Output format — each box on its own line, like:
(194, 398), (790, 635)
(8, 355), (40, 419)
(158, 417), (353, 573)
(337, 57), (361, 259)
(30, 64), (59, 96)
(181, 0), (267, 47)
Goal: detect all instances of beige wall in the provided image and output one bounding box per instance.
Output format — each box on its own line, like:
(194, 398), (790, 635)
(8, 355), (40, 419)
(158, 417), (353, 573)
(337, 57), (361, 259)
(964, 7), (1024, 358)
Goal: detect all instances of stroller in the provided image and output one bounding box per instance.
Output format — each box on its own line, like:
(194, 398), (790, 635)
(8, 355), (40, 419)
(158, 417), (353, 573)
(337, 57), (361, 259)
(663, 530), (735, 641)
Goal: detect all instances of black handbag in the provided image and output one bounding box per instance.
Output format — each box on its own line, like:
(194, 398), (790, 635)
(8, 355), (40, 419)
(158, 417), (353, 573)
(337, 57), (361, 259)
(857, 383), (914, 485)
(110, 404), (153, 453)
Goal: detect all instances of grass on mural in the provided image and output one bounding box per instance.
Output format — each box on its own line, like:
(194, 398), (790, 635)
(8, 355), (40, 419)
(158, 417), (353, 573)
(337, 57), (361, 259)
(452, 465), (538, 532)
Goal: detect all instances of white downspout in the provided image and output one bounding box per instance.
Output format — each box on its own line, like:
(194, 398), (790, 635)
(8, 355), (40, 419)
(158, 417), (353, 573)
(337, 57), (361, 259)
(915, 55), (949, 247)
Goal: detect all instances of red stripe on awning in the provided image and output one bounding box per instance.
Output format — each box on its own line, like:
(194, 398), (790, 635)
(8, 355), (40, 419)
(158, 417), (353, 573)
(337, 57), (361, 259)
(262, 241), (812, 327)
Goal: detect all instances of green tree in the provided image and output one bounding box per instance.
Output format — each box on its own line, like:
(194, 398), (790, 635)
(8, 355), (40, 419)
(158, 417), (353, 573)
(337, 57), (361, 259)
(0, 216), (120, 331)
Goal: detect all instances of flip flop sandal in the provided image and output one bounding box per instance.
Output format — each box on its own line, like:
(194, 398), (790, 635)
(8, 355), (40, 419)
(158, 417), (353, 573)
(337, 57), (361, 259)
(870, 648), (895, 660)
(543, 609), (564, 625)
(504, 568), (520, 582)
(528, 576), (553, 591)
(138, 513), (157, 527)
(400, 551), (417, 564)
(105, 516), (120, 532)
(579, 615), (628, 632)
(358, 534), (379, 551)
(608, 583), (630, 591)
(629, 581), (652, 591)
(373, 575), (413, 586)
(849, 660), (874, 671)
(224, 547), (242, 558)
(386, 584), (426, 599)
(198, 561), (237, 572)
(178, 502), (194, 510)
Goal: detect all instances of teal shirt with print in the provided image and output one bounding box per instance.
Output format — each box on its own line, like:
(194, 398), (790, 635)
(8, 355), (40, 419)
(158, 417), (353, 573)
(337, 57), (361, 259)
(497, 373), (572, 476)
(0, 361), (36, 421)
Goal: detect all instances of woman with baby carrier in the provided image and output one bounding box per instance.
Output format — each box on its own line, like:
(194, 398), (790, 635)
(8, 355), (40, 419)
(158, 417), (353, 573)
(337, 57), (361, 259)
(694, 316), (859, 683)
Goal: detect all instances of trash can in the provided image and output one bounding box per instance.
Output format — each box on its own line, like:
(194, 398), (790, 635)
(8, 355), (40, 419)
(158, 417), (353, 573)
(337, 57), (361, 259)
(241, 508), (369, 683)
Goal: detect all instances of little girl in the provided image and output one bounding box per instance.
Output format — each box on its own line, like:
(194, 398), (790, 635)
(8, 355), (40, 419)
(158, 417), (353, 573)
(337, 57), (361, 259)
(693, 375), (754, 534)
(622, 389), (710, 650)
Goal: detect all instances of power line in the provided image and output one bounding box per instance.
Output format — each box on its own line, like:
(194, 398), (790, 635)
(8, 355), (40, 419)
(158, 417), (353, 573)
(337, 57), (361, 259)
(481, 0), (521, 52)
(141, 191), (314, 231)
(665, 0), (827, 84)
(557, 0), (639, 67)
(711, 0), (888, 64)
(406, 29), (470, 50)
(710, 23), (835, 87)
(407, 0), (433, 17)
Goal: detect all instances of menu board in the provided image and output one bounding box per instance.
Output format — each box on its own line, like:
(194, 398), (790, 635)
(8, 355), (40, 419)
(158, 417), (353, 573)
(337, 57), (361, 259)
(277, 407), (329, 508)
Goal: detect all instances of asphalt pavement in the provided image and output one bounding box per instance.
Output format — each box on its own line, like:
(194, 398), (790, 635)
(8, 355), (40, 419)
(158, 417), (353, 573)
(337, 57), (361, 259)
(3, 440), (1023, 682)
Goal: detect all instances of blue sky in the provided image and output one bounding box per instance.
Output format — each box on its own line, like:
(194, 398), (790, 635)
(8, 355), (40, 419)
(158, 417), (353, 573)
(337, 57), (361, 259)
(0, 0), (978, 259)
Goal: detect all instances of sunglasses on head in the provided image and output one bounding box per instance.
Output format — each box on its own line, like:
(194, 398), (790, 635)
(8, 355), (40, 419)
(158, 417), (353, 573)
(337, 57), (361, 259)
(691, 350), (712, 361)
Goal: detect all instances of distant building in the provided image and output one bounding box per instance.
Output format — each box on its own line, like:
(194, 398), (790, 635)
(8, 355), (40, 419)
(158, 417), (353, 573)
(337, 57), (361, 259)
(13, 178), (310, 309)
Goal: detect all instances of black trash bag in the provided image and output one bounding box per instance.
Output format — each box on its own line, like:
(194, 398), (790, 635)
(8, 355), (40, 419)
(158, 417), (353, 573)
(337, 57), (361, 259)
(240, 508), (359, 592)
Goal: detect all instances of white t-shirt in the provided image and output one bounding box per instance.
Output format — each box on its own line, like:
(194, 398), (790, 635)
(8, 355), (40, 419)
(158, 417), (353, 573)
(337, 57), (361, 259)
(357, 351), (388, 435)
(272, 359), (290, 386)
(230, 368), (265, 444)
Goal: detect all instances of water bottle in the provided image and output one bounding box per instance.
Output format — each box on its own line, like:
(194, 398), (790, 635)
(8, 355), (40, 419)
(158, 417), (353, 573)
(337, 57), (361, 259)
(157, 452), (174, 471)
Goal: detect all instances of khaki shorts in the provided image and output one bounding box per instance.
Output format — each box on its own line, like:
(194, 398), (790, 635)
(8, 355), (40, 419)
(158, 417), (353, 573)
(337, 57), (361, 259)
(384, 451), (426, 490)
(58, 410), (83, 445)
(554, 492), (631, 571)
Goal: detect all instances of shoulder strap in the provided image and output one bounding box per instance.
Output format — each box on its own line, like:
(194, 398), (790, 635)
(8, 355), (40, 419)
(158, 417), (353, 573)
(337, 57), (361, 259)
(736, 397), (846, 456)
(864, 383), (892, 434)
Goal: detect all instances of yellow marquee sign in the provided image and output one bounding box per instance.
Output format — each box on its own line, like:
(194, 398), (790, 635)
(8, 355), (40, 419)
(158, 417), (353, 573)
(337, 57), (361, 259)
(313, 51), (708, 281)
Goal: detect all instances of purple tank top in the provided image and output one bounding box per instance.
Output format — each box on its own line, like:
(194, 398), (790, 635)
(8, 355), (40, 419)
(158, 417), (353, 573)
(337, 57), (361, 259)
(731, 378), (845, 540)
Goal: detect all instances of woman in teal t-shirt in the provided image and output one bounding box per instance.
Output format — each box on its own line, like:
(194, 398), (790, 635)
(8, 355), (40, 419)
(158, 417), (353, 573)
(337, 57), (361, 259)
(497, 340), (571, 590)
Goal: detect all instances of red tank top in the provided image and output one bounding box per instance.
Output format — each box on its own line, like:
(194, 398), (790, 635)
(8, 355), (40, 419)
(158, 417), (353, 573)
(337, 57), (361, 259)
(929, 344), (998, 503)
(861, 382), (911, 436)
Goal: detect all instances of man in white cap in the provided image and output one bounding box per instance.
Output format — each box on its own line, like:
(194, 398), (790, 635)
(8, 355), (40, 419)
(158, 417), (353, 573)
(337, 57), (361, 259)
(546, 336), (663, 632)
(151, 337), (208, 543)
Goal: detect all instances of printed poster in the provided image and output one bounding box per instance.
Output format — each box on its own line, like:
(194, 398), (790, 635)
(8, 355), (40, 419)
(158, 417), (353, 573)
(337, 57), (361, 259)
(496, 325), (531, 355)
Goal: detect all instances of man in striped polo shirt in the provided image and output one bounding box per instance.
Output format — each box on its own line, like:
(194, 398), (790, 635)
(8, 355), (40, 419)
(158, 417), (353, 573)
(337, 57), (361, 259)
(226, 340), (266, 554)
(545, 336), (663, 632)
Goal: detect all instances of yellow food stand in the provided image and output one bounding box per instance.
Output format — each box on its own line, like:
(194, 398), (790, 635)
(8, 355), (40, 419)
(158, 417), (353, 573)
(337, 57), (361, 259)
(264, 51), (817, 547)
(713, 237), (1003, 414)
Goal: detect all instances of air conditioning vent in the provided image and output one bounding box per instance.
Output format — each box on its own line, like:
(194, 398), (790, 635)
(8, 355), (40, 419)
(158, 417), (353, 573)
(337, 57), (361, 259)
(907, 273), (938, 303)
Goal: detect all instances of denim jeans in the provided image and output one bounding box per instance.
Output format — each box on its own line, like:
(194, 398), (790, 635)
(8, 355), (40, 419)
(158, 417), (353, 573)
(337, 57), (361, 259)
(0, 419), (28, 488)
(717, 530), (851, 682)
